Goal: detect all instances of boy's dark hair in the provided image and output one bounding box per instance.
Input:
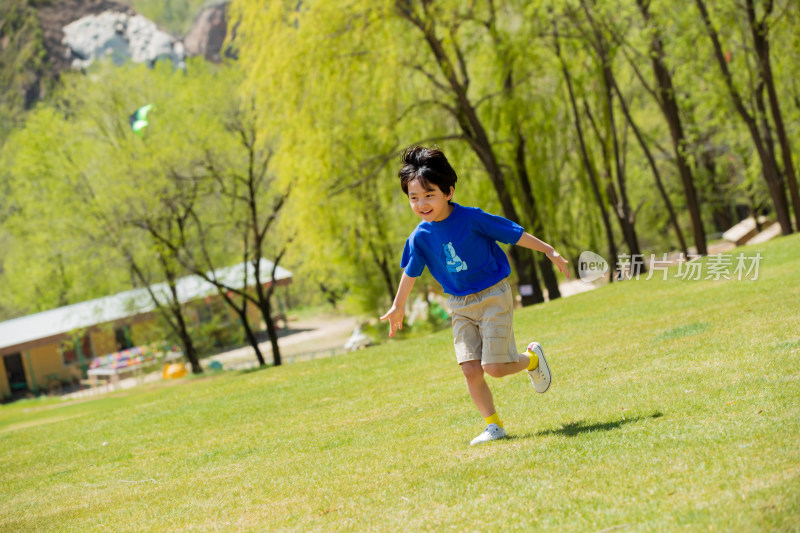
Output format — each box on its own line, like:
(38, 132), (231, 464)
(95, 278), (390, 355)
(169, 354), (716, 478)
(398, 146), (457, 195)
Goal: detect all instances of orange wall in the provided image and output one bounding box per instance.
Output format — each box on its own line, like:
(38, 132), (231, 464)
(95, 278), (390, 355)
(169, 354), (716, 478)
(26, 344), (82, 389)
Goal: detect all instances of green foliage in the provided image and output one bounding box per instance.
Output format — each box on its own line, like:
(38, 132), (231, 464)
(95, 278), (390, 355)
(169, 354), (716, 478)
(231, 0), (799, 292)
(1, 103), (130, 313)
(2, 0), (799, 321)
(0, 52), (296, 370)
(0, 58), (240, 316)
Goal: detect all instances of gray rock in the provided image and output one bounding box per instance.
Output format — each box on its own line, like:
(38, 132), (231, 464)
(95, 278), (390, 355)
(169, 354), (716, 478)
(62, 11), (185, 69)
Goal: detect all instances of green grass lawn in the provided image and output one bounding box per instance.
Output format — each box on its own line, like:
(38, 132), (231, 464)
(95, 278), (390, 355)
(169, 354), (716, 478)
(2, 235), (799, 531)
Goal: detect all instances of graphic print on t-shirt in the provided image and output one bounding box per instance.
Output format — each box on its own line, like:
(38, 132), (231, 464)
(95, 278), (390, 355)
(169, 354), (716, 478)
(443, 242), (468, 273)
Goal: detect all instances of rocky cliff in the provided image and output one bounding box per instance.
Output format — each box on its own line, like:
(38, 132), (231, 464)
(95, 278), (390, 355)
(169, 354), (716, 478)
(1, 0), (231, 123)
(184, 2), (233, 63)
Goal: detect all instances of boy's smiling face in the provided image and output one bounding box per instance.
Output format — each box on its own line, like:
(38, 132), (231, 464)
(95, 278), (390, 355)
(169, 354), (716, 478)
(407, 178), (454, 222)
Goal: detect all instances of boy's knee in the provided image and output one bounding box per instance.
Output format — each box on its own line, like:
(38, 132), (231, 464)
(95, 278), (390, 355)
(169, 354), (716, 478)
(460, 360), (484, 381)
(483, 363), (506, 378)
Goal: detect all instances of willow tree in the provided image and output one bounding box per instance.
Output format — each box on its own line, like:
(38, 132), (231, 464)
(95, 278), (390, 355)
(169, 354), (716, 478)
(694, 0), (798, 234)
(230, 0), (569, 307)
(550, 11), (619, 276)
(556, 2), (647, 275)
(571, 0), (689, 257)
(0, 107), (133, 314)
(622, 0), (709, 255)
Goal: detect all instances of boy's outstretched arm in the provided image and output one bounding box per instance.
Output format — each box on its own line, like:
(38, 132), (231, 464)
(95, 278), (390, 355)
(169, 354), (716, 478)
(516, 232), (571, 278)
(380, 272), (417, 337)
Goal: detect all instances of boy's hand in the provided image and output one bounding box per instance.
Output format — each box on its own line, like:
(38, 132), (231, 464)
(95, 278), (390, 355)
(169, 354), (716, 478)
(380, 306), (405, 337)
(547, 249), (571, 279)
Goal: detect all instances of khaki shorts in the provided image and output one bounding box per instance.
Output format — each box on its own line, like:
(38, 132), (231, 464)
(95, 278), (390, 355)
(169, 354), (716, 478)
(449, 279), (520, 365)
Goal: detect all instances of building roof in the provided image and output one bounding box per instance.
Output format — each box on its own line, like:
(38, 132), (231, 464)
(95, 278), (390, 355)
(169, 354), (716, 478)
(0, 259), (291, 353)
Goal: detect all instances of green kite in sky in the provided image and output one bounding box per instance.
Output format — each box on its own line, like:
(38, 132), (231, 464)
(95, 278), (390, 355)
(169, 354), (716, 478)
(128, 104), (154, 136)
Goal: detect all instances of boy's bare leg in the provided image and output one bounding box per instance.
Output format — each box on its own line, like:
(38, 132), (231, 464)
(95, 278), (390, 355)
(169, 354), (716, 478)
(483, 353), (530, 378)
(460, 361), (497, 418)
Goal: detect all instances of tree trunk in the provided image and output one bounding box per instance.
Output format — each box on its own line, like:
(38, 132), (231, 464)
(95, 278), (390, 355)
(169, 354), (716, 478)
(253, 258), (283, 367)
(368, 238), (397, 303)
(596, 40), (646, 275)
(580, 0), (645, 273)
(133, 250), (203, 374)
(610, 75), (688, 257)
(514, 132), (560, 300)
(698, 147), (734, 234)
(553, 18), (618, 279)
(241, 311), (267, 367)
(694, 0), (793, 235)
(168, 299), (202, 374)
(173, 314), (201, 374)
(747, 0), (800, 231)
(752, 78), (794, 230)
(215, 282), (274, 367)
(379, 256), (397, 305)
(224, 290), (267, 366)
(509, 247), (544, 304)
(214, 256), (267, 368)
(638, 0), (708, 254)
(259, 293), (281, 367)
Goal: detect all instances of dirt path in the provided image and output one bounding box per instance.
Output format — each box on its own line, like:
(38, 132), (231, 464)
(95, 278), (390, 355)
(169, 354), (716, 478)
(210, 316), (359, 368)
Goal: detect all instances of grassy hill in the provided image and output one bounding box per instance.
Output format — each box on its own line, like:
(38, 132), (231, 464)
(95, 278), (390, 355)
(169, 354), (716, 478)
(1, 234), (798, 531)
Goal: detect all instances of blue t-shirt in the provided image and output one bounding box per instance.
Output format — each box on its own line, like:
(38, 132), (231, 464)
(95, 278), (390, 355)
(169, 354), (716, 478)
(401, 203), (523, 296)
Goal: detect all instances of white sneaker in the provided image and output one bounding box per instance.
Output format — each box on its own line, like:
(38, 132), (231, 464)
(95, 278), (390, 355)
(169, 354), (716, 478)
(526, 342), (552, 393)
(470, 423), (506, 445)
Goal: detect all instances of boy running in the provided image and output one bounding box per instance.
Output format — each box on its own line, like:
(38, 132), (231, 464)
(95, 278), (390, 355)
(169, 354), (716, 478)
(380, 146), (570, 445)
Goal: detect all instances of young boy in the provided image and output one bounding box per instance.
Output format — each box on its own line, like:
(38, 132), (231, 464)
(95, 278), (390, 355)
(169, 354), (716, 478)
(380, 146), (570, 445)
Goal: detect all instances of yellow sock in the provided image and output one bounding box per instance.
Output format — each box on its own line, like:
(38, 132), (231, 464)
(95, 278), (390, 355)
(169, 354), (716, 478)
(485, 412), (503, 428)
(526, 350), (539, 371)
